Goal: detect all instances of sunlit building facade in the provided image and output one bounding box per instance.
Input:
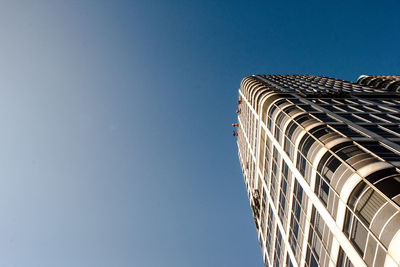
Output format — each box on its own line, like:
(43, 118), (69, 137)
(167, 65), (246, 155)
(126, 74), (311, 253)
(235, 75), (400, 267)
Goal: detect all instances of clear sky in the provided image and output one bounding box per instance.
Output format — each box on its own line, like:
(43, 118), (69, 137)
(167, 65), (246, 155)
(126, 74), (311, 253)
(0, 1), (399, 266)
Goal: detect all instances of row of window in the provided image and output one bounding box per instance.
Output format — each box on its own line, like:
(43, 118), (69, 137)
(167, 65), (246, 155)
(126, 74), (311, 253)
(305, 208), (336, 267)
(259, 75), (386, 94)
(262, 133), (336, 266)
(278, 162), (292, 225)
(260, 132), (298, 266)
(289, 180), (308, 263)
(311, 97), (400, 106)
(320, 104), (400, 114)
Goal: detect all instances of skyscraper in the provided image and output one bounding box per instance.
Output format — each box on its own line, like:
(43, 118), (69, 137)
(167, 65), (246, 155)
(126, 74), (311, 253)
(235, 75), (400, 267)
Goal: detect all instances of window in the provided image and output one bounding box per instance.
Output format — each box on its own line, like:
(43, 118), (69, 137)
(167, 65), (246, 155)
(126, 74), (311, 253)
(312, 209), (325, 238)
(382, 125), (400, 136)
(340, 114), (368, 123)
(312, 126), (330, 140)
(366, 168), (400, 202)
(336, 144), (363, 161)
(284, 121), (298, 157)
(315, 175), (329, 205)
(283, 162), (289, 179)
(363, 125), (398, 138)
(364, 167), (397, 183)
(299, 133), (315, 157)
(294, 114), (312, 126)
(283, 105), (297, 115)
(289, 180), (305, 261)
(289, 218), (299, 249)
(274, 228), (283, 267)
(270, 161), (278, 202)
(350, 218), (368, 254)
(298, 105), (315, 112)
(278, 162), (290, 222)
(266, 207), (274, 255)
(275, 112), (287, 142)
(330, 124), (367, 138)
(322, 156), (341, 179)
(375, 176), (400, 199)
(355, 187), (385, 226)
(278, 184), (287, 221)
(264, 147), (271, 178)
(275, 126), (281, 143)
(315, 154), (341, 206)
(284, 137), (293, 157)
(296, 153), (307, 176)
(268, 105), (277, 130)
(286, 121), (298, 140)
(337, 247), (354, 267)
(306, 208), (330, 267)
(344, 209), (368, 256)
(306, 243), (319, 267)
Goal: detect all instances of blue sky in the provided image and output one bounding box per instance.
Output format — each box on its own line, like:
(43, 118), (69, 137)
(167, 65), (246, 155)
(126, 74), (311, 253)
(0, 1), (398, 266)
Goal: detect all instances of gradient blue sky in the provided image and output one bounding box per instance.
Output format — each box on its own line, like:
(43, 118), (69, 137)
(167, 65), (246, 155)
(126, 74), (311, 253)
(0, 1), (399, 266)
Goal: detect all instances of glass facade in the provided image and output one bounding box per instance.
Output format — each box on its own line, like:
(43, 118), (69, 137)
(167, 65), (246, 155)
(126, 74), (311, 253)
(236, 75), (400, 267)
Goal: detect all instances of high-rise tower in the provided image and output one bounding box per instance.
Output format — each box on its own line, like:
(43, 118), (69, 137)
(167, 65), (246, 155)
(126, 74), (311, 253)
(235, 75), (400, 267)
